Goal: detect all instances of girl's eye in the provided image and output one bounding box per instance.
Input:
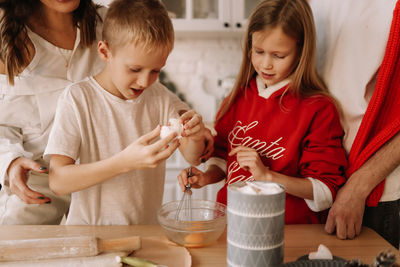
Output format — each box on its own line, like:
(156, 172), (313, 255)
(254, 50), (264, 54)
(152, 70), (161, 74)
(274, 54), (285, 59)
(130, 68), (141, 73)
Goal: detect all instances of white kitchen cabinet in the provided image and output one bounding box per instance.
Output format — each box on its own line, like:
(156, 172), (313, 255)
(94, 0), (261, 33)
(163, 0), (261, 33)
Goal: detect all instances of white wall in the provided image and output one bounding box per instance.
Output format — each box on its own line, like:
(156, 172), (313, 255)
(164, 36), (243, 123)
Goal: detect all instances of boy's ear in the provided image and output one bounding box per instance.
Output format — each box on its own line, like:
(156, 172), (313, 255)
(97, 40), (111, 61)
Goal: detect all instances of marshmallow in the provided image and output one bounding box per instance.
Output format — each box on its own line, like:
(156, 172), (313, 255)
(234, 181), (284, 195)
(309, 244), (333, 260)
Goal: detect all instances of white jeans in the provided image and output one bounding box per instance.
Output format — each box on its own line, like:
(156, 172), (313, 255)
(0, 171), (70, 225)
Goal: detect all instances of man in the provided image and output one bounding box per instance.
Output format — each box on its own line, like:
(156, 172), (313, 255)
(310, 0), (400, 248)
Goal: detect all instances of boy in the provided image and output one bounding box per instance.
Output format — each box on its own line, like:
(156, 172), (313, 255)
(44, 0), (206, 225)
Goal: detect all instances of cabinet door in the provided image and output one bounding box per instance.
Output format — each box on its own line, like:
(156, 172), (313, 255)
(163, 0), (230, 32)
(231, 0), (262, 31)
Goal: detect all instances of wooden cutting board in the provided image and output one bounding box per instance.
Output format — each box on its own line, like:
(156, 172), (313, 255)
(0, 236), (140, 262)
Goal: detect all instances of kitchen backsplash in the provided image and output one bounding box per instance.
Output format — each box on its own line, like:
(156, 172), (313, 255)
(163, 36), (243, 122)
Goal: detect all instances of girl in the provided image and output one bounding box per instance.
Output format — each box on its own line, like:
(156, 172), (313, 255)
(178, 0), (348, 224)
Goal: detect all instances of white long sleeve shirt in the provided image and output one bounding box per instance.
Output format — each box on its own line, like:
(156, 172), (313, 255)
(0, 8), (106, 186)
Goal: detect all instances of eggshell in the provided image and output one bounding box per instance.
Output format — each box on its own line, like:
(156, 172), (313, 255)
(160, 118), (183, 139)
(160, 126), (175, 139)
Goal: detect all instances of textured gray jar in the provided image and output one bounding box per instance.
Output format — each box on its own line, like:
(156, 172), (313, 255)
(227, 181), (285, 267)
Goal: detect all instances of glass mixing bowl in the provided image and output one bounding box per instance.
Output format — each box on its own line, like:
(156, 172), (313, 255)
(157, 199), (227, 247)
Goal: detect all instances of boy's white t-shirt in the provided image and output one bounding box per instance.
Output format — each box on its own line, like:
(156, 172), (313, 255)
(44, 77), (189, 225)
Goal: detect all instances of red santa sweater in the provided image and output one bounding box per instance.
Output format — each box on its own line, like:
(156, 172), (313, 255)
(213, 78), (348, 224)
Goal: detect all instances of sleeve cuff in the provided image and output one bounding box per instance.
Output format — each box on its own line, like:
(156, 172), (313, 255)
(206, 157), (227, 174)
(304, 177), (333, 212)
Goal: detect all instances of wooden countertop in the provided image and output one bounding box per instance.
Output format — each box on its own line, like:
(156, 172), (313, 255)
(0, 224), (398, 266)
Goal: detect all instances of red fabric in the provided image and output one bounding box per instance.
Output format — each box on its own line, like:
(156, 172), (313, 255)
(347, 1), (400, 207)
(213, 78), (347, 224)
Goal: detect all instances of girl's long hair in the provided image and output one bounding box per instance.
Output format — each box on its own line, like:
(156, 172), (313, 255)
(0, 0), (101, 85)
(216, 0), (330, 121)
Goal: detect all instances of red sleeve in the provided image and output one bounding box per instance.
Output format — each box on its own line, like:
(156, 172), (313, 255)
(299, 99), (348, 200)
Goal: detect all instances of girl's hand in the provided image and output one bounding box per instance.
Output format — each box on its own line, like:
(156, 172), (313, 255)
(229, 146), (271, 181)
(177, 166), (208, 191)
(179, 110), (205, 141)
(7, 157), (51, 204)
(120, 125), (179, 171)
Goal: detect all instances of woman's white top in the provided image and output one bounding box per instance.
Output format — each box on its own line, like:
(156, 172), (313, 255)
(0, 8), (106, 186)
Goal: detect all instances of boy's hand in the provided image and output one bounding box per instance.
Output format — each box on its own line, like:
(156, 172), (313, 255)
(229, 146), (271, 181)
(120, 125), (179, 171)
(177, 166), (208, 191)
(179, 110), (205, 141)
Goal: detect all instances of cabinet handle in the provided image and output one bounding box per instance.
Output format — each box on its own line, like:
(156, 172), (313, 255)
(236, 22), (242, 28)
(223, 22), (230, 28)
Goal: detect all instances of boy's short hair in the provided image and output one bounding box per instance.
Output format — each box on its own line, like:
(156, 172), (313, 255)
(102, 0), (174, 53)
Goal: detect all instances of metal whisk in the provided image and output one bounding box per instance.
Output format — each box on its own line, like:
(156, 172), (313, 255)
(175, 167), (192, 221)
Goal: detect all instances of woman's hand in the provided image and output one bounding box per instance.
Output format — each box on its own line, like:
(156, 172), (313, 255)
(7, 157), (51, 204)
(200, 128), (214, 162)
(229, 146), (271, 181)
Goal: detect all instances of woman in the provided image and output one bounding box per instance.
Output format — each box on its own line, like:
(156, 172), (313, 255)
(0, 0), (106, 224)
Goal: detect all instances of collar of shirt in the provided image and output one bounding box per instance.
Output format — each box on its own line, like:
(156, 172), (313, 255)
(256, 75), (291, 99)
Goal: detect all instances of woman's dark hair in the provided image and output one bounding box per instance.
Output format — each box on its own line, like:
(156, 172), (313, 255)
(0, 0), (101, 84)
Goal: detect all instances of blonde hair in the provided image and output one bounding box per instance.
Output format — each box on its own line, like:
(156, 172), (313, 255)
(216, 0), (330, 121)
(102, 0), (174, 54)
(0, 0), (101, 85)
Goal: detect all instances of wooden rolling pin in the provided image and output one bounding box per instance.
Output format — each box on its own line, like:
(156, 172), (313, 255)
(0, 235), (141, 262)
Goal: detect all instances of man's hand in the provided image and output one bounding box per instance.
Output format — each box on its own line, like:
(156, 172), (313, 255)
(325, 184), (366, 239)
(7, 157), (51, 204)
